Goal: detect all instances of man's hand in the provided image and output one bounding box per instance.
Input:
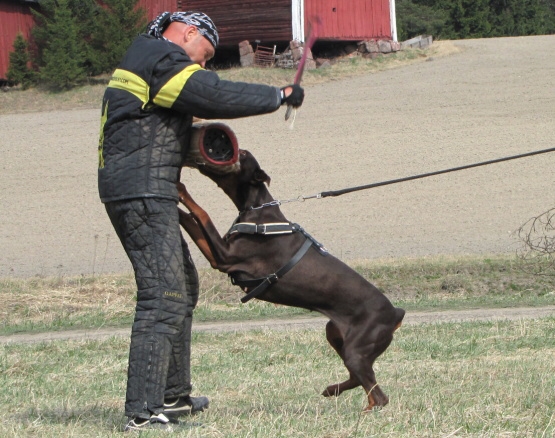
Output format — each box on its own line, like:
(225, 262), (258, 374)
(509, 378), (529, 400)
(280, 84), (305, 108)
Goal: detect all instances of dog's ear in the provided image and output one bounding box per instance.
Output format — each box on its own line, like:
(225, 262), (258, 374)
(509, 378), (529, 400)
(253, 168), (271, 186)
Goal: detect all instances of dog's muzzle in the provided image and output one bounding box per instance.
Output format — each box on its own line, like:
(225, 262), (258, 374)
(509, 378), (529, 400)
(183, 122), (239, 174)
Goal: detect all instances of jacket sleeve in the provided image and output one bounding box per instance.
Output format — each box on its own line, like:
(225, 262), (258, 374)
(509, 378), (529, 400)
(150, 58), (282, 119)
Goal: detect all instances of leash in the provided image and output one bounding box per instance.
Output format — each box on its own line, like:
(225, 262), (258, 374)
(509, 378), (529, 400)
(272, 146), (555, 204)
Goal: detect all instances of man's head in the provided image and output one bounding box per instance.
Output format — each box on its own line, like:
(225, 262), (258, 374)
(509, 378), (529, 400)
(147, 11), (218, 67)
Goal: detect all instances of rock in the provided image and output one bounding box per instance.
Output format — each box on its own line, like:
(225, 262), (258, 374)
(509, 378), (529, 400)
(305, 59), (317, 70)
(240, 52), (255, 67)
(290, 40), (302, 49)
(378, 40), (392, 53)
(238, 40), (253, 54)
(400, 35), (434, 50)
(292, 47), (303, 62)
(316, 58), (331, 67)
(365, 40), (380, 53)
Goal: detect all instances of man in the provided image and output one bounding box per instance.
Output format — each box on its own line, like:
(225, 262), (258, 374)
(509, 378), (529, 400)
(97, 11), (304, 432)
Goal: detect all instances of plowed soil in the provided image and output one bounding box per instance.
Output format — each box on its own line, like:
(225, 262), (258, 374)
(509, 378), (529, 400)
(1, 36), (554, 278)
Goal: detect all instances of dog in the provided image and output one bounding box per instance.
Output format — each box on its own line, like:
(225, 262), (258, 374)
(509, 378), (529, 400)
(177, 149), (405, 410)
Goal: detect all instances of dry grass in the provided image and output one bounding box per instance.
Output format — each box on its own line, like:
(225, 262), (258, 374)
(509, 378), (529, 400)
(218, 40), (460, 86)
(0, 274), (136, 333)
(2, 253), (554, 336)
(0, 41), (460, 115)
(1, 317), (554, 437)
(353, 254), (555, 308)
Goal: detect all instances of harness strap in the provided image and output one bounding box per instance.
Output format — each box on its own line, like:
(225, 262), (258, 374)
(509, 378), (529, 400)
(236, 238), (314, 303)
(226, 221), (329, 256)
(228, 222), (295, 236)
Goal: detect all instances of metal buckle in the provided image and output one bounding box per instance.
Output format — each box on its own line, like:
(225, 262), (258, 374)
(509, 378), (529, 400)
(267, 273), (279, 284)
(257, 224), (267, 234)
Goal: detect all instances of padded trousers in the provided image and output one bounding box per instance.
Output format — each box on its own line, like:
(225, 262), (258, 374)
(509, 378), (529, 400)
(105, 197), (199, 419)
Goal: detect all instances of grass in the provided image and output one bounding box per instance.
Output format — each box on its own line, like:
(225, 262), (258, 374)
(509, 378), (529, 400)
(1, 317), (554, 437)
(215, 42), (452, 86)
(1, 254), (554, 336)
(354, 254), (555, 312)
(0, 41), (460, 115)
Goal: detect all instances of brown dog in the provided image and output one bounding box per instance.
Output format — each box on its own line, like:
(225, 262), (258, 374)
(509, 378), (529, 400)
(177, 150), (405, 411)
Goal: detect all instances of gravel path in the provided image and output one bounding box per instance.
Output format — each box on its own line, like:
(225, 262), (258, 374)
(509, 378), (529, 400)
(1, 36), (554, 278)
(2, 306), (555, 345)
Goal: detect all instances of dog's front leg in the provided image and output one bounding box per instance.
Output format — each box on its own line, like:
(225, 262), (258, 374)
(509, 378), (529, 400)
(178, 208), (218, 268)
(176, 182), (237, 272)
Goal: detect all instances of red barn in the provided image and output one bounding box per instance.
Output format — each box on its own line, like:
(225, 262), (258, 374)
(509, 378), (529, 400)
(0, 0), (398, 80)
(143, 0), (398, 46)
(0, 0), (38, 81)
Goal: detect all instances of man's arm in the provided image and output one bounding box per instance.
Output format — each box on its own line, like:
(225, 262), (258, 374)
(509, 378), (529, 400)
(154, 68), (282, 119)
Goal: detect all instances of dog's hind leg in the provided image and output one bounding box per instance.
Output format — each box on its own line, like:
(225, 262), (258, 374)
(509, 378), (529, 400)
(359, 335), (399, 410)
(357, 308), (406, 410)
(343, 347), (390, 411)
(321, 321), (361, 397)
(341, 319), (401, 410)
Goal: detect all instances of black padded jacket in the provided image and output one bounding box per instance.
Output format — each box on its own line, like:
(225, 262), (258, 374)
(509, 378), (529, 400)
(98, 34), (282, 203)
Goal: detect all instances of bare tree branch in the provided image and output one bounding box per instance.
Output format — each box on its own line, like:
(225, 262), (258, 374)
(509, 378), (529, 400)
(516, 207), (555, 275)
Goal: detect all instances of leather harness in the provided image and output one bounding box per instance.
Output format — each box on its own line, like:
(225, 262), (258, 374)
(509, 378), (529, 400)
(225, 221), (328, 303)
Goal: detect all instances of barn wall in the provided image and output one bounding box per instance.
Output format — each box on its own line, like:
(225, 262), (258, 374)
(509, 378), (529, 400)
(0, 0), (394, 80)
(304, 0), (391, 41)
(136, 0), (179, 20)
(137, 0), (393, 44)
(0, 2), (36, 80)
(171, 0), (293, 47)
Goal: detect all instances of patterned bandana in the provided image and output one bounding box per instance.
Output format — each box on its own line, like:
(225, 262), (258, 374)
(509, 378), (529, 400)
(147, 11), (219, 48)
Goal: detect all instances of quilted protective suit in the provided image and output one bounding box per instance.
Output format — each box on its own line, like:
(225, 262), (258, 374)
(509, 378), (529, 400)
(98, 34), (282, 419)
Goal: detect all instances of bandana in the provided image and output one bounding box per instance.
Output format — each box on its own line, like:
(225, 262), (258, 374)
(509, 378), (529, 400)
(147, 11), (219, 48)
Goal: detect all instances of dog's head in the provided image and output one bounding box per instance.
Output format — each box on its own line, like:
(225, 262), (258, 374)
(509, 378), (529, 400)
(199, 149), (270, 186)
(237, 150), (271, 186)
(198, 149), (271, 210)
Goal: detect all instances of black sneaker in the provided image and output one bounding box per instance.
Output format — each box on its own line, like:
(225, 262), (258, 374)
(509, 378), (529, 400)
(124, 413), (176, 432)
(163, 395), (209, 417)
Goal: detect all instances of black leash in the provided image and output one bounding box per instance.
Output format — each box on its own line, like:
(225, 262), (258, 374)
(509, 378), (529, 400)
(315, 147), (555, 199)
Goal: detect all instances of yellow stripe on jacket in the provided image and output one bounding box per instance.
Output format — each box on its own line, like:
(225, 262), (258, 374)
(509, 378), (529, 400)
(108, 69), (150, 108)
(153, 64), (204, 108)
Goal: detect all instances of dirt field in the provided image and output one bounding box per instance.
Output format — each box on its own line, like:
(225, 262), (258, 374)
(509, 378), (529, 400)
(1, 35), (554, 278)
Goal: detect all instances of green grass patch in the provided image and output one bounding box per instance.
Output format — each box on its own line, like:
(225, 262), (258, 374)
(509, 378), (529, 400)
(1, 317), (554, 436)
(354, 254), (555, 312)
(1, 254), (554, 336)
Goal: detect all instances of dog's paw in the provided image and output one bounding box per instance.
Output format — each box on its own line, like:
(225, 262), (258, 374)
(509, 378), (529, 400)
(321, 385), (339, 398)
